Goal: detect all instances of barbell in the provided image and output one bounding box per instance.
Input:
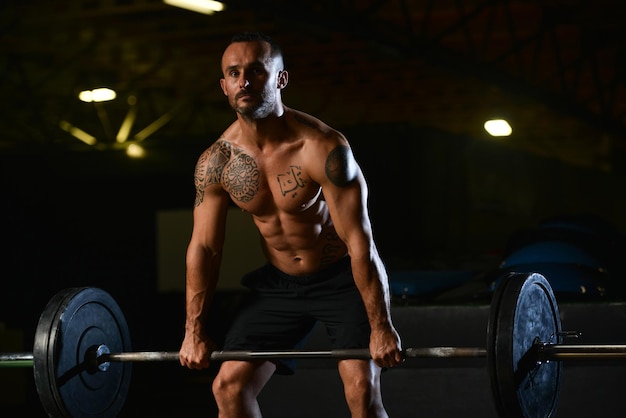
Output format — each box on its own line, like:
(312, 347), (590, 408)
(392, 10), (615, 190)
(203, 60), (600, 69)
(1, 272), (625, 418)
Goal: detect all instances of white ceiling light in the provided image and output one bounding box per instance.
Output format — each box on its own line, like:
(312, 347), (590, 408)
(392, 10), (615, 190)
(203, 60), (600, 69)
(163, 0), (225, 15)
(78, 88), (117, 103)
(484, 119), (512, 137)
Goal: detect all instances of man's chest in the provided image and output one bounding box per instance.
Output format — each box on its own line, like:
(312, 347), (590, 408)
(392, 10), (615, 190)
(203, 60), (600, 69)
(221, 148), (320, 214)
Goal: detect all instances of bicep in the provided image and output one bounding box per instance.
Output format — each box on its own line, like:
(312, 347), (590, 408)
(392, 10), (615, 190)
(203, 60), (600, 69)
(189, 187), (231, 254)
(185, 189), (230, 293)
(305, 134), (373, 248)
(323, 171), (374, 255)
(324, 145), (359, 187)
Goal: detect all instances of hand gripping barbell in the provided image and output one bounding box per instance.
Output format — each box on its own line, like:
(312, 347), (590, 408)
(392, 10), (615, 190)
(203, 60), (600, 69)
(1, 272), (625, 418)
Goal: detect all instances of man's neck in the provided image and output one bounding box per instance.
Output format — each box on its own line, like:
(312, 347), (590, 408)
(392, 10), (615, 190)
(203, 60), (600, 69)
(238, 106), (289, 147)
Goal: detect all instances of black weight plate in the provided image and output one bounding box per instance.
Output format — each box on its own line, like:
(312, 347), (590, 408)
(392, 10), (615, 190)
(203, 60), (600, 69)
(33, 287), (132, 417)
(487, 272), (562, 418)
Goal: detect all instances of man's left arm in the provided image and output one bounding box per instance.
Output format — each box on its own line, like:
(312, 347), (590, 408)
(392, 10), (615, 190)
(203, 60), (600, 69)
(318, 143), (403, 368)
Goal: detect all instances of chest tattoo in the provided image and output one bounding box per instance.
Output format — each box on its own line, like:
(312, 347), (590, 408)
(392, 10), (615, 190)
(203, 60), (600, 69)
(277, 166), (306, 198)
(223, 153), (260, 203)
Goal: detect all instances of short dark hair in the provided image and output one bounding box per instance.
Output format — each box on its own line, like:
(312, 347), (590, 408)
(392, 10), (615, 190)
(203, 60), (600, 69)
(229, 32), (284, 65)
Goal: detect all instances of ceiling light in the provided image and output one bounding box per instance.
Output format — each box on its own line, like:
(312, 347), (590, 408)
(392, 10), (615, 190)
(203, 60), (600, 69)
(163, 0), (225, 15)
(126, 143), (146, 158)
(484, 119), (512, 137)
(78, 88), (117, 103)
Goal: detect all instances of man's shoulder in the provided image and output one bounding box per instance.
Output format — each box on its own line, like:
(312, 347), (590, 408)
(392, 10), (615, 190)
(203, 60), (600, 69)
(218, 121), (241, 143)
(287, 108), (347, 145)
(204, 122), (244, 152)
(200, 136), (230, 155)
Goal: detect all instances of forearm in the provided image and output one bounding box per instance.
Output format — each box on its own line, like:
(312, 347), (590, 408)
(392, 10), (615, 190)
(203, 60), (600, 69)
(350, 252), (394, 331)
(184, 245), (222, 334)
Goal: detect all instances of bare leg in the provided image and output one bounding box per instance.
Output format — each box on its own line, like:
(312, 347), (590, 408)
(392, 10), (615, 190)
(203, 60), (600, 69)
(338, 359), (388, 418)
(212, 360), (277, 418)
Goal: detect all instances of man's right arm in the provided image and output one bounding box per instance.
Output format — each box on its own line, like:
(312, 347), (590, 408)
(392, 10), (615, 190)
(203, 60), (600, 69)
(179, 144), (232, 369)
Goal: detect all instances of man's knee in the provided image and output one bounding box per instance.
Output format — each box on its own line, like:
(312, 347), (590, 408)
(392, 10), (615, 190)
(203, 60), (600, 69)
(344, 374), (377, 401)
(339, 360), (385, 410)
(212, 361), (276, 404)
(212, 368), (241, 402)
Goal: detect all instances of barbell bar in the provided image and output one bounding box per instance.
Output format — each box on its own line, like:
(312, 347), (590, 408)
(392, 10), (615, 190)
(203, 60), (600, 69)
(5, 342), (626, 367)
(82, 344), (626, 362)
(0, 346), (489, 366)
(0, 272), (625, 418)
(100, 346), (491, 362)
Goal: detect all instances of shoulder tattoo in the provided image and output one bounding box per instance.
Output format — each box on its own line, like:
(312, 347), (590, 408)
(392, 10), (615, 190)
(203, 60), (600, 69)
(325, 145), (358, 187)
(194, 140), (232, 207)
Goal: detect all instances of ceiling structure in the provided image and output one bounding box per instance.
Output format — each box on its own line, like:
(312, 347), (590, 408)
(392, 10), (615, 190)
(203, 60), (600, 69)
(2, 0), (626, 174)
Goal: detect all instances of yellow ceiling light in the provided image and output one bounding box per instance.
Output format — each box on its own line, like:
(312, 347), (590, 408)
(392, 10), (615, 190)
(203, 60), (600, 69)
(78, 88), (117, 103)
(126, 143), (146, 158)
(163, 0), (225, 15)
(484, 119), (512, 137)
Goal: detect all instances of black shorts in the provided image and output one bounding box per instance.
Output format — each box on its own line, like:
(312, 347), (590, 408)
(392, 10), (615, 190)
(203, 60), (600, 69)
(222, 256), (370, 375)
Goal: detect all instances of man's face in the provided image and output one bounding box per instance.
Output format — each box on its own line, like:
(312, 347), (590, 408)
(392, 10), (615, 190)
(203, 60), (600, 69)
(220, 41), (284, 119)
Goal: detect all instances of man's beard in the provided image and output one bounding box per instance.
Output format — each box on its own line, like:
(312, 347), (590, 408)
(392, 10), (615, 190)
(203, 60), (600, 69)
(232, 89), (274, 119)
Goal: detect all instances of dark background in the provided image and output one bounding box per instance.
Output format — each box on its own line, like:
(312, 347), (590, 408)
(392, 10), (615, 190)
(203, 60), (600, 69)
(2, 1), (626, 416)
